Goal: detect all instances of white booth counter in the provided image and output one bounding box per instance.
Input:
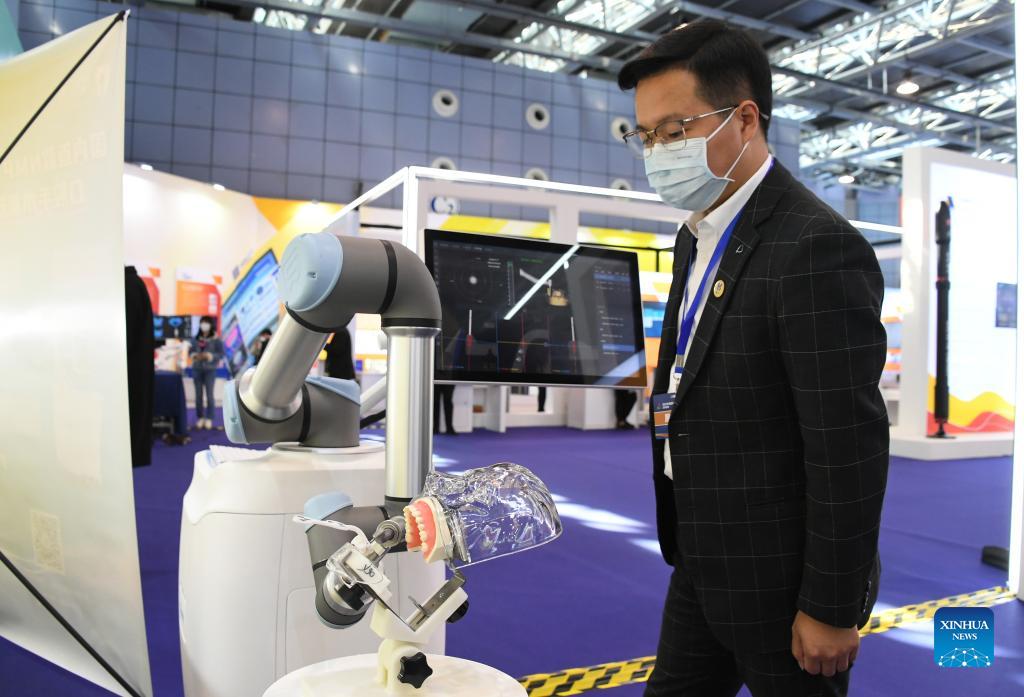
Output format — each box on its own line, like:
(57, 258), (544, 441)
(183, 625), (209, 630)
(461, 385), (645, 433)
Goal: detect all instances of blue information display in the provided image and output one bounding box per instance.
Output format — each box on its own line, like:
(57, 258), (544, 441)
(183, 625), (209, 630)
(996, 283), (1017, 329)
(154, 314), (197, 341)
(221, 251), (281, 375)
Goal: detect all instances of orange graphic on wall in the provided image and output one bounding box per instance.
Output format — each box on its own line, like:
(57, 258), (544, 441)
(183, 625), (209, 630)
(176, 269), (223, 318)
(926, 376), (1015, 433)
(139, 267), (160, 313)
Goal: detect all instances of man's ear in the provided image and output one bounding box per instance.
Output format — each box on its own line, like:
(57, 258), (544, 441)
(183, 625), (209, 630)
(738, 100), (762, 141)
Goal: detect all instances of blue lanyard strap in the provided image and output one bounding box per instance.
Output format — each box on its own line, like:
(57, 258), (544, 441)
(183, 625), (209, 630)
(674, 209), (744, 362)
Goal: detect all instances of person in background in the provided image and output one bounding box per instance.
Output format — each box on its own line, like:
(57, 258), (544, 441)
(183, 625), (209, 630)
(324, 328), (356, 381)
(433, 384), (456, 435)
(524, 339), (548, 413)
(614, 388), (637, 429)
(190, 316), (224, 430)
(124, 266), (155, 466)
(252, 327), (273, 365)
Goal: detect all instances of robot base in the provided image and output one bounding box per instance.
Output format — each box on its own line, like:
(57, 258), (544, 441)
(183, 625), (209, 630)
(263, 653), (527, 697)
(178, 442), (445, 697)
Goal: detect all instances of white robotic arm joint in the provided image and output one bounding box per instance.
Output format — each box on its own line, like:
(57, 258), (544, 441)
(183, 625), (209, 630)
(224, 232), (442, 502)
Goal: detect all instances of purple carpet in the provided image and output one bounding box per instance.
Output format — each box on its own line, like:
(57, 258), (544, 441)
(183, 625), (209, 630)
(2, 421), (1022, 697)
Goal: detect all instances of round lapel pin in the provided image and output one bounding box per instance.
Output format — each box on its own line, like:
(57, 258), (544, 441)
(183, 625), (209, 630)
(713, 279), (725, 298)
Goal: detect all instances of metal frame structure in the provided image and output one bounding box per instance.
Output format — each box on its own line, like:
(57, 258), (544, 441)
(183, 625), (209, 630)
(320, 165), (688, 254)
(315, 166), (688, 431)
(222, 0), (1015, 180)
(490, 0), (1016, 176)
(773, 0), (1016, 175)
(1011, 0), (1023, 603)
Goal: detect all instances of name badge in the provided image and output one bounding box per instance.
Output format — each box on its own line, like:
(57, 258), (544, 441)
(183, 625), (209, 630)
(652, 393), (675, 440)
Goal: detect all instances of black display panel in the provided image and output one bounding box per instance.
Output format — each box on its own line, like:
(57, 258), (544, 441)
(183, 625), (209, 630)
(425, 229), (647, 387)
(154, 314), (195, 341)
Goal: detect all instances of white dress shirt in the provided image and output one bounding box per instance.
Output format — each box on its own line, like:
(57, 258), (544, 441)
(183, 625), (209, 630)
(664, 154), (773, 479)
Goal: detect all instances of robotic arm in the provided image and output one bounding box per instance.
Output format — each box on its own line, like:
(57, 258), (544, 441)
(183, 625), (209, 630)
(299, 507), (470, 692)
(223, 232), (561, 694)
(297, 462), (562, 692)
(224, 232), (441, 505)
(223, 232), (442, 628)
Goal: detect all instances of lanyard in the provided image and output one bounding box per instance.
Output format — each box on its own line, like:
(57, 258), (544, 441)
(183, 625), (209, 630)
(674, 209), (744, 366)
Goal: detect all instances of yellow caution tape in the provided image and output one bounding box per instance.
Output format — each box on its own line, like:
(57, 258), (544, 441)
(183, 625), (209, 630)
(859, 585), (1015, 635)
(518, 585), (1017, 695)
(520, 657), (656, 697)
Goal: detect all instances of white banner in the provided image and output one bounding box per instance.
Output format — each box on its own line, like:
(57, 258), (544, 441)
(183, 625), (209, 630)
(0, 14), (152, 697)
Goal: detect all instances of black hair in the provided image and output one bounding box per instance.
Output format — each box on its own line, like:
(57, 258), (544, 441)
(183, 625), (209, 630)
(617, 19), (772, 135)
(196, 315), (217, 339)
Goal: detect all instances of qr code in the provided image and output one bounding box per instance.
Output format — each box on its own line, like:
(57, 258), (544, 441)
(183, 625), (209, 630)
(31, 509), (65, 574)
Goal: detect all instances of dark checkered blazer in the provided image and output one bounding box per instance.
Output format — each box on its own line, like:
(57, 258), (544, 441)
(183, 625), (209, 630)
(650, 161), (888, 654)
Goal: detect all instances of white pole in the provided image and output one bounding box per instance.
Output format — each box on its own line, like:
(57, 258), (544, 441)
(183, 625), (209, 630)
(1010, 1), (1024, 599)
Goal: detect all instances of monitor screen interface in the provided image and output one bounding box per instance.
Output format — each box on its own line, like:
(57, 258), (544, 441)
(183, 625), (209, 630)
(222, 316), (249, 375)
(154, 314), (196, 341)
(425, 229), (647, 387)
(221, 250), (280, 374)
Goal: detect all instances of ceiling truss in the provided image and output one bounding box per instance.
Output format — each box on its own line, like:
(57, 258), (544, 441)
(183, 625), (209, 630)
(223, 0), (1017, 180)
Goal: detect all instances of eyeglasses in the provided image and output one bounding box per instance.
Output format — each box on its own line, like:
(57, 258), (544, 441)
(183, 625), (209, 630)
(621, 106), (736, 159)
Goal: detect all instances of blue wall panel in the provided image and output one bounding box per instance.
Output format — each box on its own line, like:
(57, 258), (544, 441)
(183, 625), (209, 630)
(19, 0), (803, 232)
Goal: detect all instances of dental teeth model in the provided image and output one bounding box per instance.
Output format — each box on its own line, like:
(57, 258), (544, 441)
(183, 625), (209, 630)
(404, 463), (562, 567)
(405, 496), (455, 564)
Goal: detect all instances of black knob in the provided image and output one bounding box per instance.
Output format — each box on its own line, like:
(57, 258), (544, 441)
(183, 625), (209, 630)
(447, 599), (469, 624)
(398, 652), (433, 689)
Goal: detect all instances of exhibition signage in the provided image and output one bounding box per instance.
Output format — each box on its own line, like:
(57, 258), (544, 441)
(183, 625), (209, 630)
(898, 148), (1017, 443)
(0, 14), (153, 697)
(176, 267), (223, 318)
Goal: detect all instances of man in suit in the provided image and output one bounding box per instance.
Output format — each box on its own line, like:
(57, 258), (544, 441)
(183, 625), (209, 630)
(617, 20), (889, 697)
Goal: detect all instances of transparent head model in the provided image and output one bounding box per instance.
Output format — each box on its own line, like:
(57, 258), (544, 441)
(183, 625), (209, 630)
(405, 463), (562, 567)
(295, 462), (561, 693)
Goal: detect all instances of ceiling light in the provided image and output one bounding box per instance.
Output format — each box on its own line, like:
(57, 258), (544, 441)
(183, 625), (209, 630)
(212, 183), (226, 192)
(139, 163), (153, 171)
(838, 173), (856, 185)
(896, 71), (920, 96)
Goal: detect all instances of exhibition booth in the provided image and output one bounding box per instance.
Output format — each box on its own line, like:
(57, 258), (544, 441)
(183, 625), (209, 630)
(125, 161), (915, 438)
(124, 161), (678, 433)
(893, 147), (1017, 460)
(2, 10), (1023, 697)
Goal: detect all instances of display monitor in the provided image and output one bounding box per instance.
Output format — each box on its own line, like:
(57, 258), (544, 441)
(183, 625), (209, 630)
(154, 314), (196, 341)
(221, 251), (281, 373)
(425, 229), (647, 387)
(222, 315), (249, 376)
(997, 282), (1017, 329)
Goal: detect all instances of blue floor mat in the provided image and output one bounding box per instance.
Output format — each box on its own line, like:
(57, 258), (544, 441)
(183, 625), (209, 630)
(2, 425), (1021, 696)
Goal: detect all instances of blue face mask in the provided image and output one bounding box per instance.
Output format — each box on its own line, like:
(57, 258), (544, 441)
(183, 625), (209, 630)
(644, 108), (749, 213)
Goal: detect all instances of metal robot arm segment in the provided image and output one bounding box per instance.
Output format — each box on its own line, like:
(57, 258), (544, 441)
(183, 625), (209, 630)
(223, 232), (442, 502)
